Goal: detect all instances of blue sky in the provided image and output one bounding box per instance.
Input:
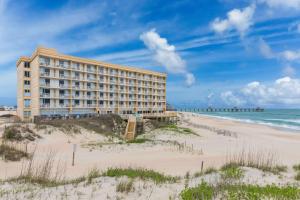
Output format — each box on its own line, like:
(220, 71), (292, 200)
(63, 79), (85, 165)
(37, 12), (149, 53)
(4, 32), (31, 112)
(0, 0), (300, 108)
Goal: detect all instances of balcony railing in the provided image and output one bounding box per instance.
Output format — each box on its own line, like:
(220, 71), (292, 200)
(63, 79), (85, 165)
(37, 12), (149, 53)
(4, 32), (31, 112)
(59, 74), (69, 78)
(40, 104), (50, 108)
(40, 72), (50, 77)
(40, 93), (50, 98)
(40, 83), (50, 87)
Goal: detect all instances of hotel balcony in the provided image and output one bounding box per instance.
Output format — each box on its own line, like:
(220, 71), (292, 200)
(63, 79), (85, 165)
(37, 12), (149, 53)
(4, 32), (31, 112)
(72, 76), (80, 80)
(87, 104), (97, 107)
(59, 94), (70, 98)
(87, 69), (96, 73)
(59, 74), (69, 79)
(40, 93), (50, 98)
(60, 84), (70, 89)
(40, 72), (51, 77)
(40, 83), (50, 87)
(40, 61), (51, 66)
(40, 104), (51, 108)
(58, 104), (70, 108)
(57, 64), (70, 69)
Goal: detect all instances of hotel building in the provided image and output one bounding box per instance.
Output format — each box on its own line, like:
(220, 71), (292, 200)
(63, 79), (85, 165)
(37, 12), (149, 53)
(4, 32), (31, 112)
(17, 47), (167, 121)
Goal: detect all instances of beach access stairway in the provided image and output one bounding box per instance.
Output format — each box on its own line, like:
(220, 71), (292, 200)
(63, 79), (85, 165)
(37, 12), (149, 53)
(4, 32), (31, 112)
(124, 116), (137, 141)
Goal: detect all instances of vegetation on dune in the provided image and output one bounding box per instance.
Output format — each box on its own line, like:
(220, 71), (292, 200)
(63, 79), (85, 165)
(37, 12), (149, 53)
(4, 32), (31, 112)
(103, 168), (179, 184)
(225, 149), (287, 175)
(161, 124), (197, 135)
(0, 144), (30, 161)
(193, 167), (218, 178)
(126, 138), (152, 144)
(35, 114), (126, 137)
(181, 181), (300, 200)
(2, 125), (39, 141)
(116, 179), (135, 193)
(220, 163), (244, 180)
(293, 164), (300, 181)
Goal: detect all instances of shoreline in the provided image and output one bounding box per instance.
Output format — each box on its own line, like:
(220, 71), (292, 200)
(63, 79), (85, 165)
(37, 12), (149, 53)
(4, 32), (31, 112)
(184, 111), (300, 132)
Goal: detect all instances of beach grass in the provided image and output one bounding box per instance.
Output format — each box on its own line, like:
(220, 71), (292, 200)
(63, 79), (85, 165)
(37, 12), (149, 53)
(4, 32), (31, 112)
(116, 179), (135, 193)
(0, 144), (30, 161)
(161, 124), (197, 135)
(181, 181), (300, 200)
(103, 168), (179, 184)
(220, 163), (244, 180)
(193, 167), (218, 178)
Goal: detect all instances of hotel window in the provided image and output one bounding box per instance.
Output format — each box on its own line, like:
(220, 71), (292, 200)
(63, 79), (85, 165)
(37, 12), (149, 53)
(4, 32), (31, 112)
(74, 100), (80, 105)
(87, 91), (91, 96)
(24, 111), (31, 117)
(24, 71), (30, 77)
(24, 99), (31, 108)
(100, 92), (103, 97)
(110, 101), (113, 105)
(24, 62), (30, 68)
(24, 89), (30, 96)
(24, 80), (30, 85)
(75, 91), (80, 96)
(110, 93), (113, 98)
(87, 100), (92, 105)
(59, 99), (64, 105)
(59, 80), (64, 86)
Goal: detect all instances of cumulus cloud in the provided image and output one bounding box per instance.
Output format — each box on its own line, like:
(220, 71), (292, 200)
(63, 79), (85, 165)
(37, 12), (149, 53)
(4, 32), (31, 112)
(281, 50), (300, 61)
(259, 0), (300, 10)
(221, 91), (246, 106)
(140, 29), (195, 86)
(258, 38), (274, 58)
(211, 4), (256, 37)
(221, 77), (300, 107)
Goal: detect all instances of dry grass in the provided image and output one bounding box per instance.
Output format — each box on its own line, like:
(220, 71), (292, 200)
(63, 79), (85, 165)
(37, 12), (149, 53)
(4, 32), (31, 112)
(0, 144), (30, 161)
(225, 148), (287, 174)
(13, 150), (67, 187)
(116, 179), (135, 193)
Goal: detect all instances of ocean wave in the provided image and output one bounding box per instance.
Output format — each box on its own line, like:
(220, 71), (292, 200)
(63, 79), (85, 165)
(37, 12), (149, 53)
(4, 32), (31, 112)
(267, 118), (300, 124)
(192, 112), (300, 131)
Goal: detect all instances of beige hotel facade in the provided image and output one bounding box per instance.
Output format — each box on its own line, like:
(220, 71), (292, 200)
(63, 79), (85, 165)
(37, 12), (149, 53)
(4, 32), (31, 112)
(17, 47), (167, 121)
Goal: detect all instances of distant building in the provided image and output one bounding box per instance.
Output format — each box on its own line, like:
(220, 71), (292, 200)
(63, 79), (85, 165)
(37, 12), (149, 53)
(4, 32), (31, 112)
(0, 106), (16, 111)
(17, 47), (167, 121)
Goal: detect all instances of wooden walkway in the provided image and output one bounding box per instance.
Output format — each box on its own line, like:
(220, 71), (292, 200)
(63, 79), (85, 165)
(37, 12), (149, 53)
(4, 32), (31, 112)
(124, 116), (137, 141)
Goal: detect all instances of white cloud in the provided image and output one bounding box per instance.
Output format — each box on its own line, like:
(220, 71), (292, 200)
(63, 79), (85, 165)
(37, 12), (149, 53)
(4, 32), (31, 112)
(211, 4), (256, 37)
(282, 65), (296, 76)
(281, 50), (300, 61)
(258, 38), (274, 58)
(221, 91), (246, 106)
(222, 77), (300, 107)
(140, 29), (195, 86)
(259, 0), (300, 10)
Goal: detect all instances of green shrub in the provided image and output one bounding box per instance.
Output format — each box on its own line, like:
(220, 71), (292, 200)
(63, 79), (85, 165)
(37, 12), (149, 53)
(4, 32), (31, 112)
(295, 172), (300, 181)
(103, 168), (179, 184)
(181, 182), (300, 200)
(221, 163), (244, 180)
(181, 181), (213, 200)
(293, 164), (300, 171)
(127, 138), (152, 144)
(3, 126), (21, 141)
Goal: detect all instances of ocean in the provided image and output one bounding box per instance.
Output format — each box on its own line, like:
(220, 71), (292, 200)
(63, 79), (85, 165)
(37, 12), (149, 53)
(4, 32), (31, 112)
(195, 109), (300, 131)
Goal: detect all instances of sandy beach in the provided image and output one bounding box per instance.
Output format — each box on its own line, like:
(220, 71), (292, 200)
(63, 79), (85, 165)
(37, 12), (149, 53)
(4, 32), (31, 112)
(1, 112), (299, 180)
